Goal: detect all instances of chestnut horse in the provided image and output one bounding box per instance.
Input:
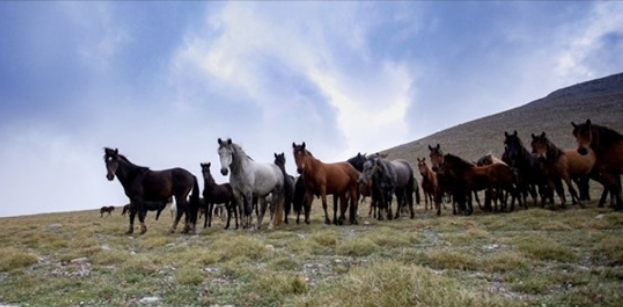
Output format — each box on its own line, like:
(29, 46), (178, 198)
(572, 119), (623, 209)
(292, 142), (360, 225)
(530, 132), (583, 209)
(104, 148), (200, 234)
(416, 157), (441, 215)
(437, 153), (520, 214)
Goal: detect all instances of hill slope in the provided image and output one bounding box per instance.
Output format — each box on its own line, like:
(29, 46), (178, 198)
(385, 72), (623, 163)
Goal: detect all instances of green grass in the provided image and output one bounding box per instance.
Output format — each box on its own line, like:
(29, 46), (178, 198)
(0, 200), (621, 307)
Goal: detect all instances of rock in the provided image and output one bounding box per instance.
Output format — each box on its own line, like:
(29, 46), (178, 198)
(265, 244), (275, 253)
(138, 297), (159, 303)
(47, 223), (62, 230)
(70, 257), (89, 264)
(595, 214), (605, 219)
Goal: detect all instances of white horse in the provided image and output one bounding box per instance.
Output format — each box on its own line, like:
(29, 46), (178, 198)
(217, 138), (285, 230)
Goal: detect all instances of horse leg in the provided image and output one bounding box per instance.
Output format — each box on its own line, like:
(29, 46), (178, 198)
(332, 196), (339, 225)
(319, 188), (331, 225)
(562, 173), (583, 208)
(137, 206), (147, 235)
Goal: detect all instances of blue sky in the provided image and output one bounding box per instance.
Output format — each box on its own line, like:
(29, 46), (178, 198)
(1, 1), (622, 217)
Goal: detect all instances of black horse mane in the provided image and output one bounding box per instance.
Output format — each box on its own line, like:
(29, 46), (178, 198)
(593, 124), (623, 149)
(444, 153), (475, 170)
(103, 147), (150, 172)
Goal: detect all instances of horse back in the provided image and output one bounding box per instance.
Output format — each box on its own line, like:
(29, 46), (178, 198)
(389, 159), (414, 188)
(141, 167), (194, 200)
(564, 149), (595, 176)
(251, 161), (284, 196)
(311, 161), (359, 194)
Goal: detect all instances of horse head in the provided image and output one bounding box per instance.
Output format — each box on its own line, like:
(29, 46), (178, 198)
(530, 132), (550, 160)
(428, 144), (443, 172)
(503, 130), (522, 165)
(274, 152), (286, 168)
(572, 120), (593, 155)
(416, 157), (428, 175)
(217, 138), (234, 176)
(292, 142), (309, 174)
(200, 162), (213, 181)
(103, 147), (120, 181)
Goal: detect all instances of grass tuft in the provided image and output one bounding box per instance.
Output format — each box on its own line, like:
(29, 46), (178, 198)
(0, 247), (39, 271)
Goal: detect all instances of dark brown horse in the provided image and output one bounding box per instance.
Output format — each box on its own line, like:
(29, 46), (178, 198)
(572, 119), (623, 209)
(200, 162), (238, 229)
(293, 142), (360, 225)
(437, 153), (520, 214)
(273, 153), (296, 224)
(104, 148), (200, 234)
(429, 144), (481, 213)
(100, 206), (115, 217)
(530, 133), (582, 209)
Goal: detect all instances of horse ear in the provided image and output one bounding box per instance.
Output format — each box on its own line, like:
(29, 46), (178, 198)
(586, 119), (592, 126)
(541, 132), (546, 137)
(227, 138), (232, 145)
(571, 122), (577, 128)
(292, 142), (296, 148)
(274, 153), (278, 158)
(513, 130), (517, 136)
(207, 162), (211, 168)
(218, 138), (222, 145)
(302, 142), (306, 149)
(531, 133), (536, 139)
(428, 145), (433, 151)
(435, 144), (440, 150)
(504, 131), (509, 137)
(114, 148), (118, 155)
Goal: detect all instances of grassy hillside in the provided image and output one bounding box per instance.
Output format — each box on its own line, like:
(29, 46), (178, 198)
(0, 204), (622, 307)
(385, 72), (623, 166)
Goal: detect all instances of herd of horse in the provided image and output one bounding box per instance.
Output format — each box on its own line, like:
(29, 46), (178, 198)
(103, 119), (623, 234)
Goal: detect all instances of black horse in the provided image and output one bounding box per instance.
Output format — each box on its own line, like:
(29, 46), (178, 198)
(200, 162), (238, 229)
(273, 153), (296, 224)
(502, 130), (553, 208)
(104, 148), (200, 234)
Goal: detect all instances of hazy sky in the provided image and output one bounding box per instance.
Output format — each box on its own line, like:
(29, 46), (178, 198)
(1, 1), (622, 217)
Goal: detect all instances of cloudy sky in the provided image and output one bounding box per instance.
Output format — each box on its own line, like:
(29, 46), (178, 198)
(1, 1), (622, 217)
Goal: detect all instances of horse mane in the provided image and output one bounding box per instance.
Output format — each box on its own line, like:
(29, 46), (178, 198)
(543, 137), (564, 162)
(594, 124), (623, 149)
(103, 147), (149, 172)
(444, 153), (474, 170)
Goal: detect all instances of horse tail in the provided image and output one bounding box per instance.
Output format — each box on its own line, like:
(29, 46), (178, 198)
(413, 176), (421, 205)
(190, 176), (200, 226)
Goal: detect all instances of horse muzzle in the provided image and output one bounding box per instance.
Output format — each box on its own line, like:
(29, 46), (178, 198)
(106, 174), (114, 181)
(297, 167), (304, 174)
(432, 166), (439, 172)
(577, 147), (588, 155)
(220, 168), (229, 176)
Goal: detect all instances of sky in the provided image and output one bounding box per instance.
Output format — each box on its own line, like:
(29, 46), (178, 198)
(1, 1), (622, 217)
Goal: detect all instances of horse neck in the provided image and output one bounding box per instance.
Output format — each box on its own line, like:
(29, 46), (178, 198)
(303, 155), (322, 175)
(546, 141), (563, 162)
(204, 174), (217, 191)
(593, 125), (623, 155)
(230, 146), (251, 175)
(115, 158), (145, 186)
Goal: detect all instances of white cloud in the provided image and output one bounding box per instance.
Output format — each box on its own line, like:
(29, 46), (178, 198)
(170, 2), (414, 161)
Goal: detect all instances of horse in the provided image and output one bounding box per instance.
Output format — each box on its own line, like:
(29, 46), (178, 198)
(476, 153), (514, 212)
(103, 147), (200, 234)
(200, 162), (238, 229)
(347, 152), (381, 218)
(293, 142), (360, 225)
(358, 156), (416, 220)
(100, 206), (115, 217)
(217, 138), (285, 230)
(530, 132), (583, 209)
(437, 153), (520, 214)
(572, 119), (623, 210)
(273, 153), (296, 224)
(429, 144), (481, 213)
(292, 176), (308, 224)
(416, 157), (442, 215)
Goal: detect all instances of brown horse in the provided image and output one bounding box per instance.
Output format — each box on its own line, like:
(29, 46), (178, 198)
(429, 144), (481, 213)
(437, 153), (520, 214)
(104, 148), (200, 234)
(416, 157), (441, 215)
(475, 153), (514, 211)
(292, 142), (360, 225)
(100, 206), (115, 217)
(530, 132), (583, 209)
(572, 119), (623, 209)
